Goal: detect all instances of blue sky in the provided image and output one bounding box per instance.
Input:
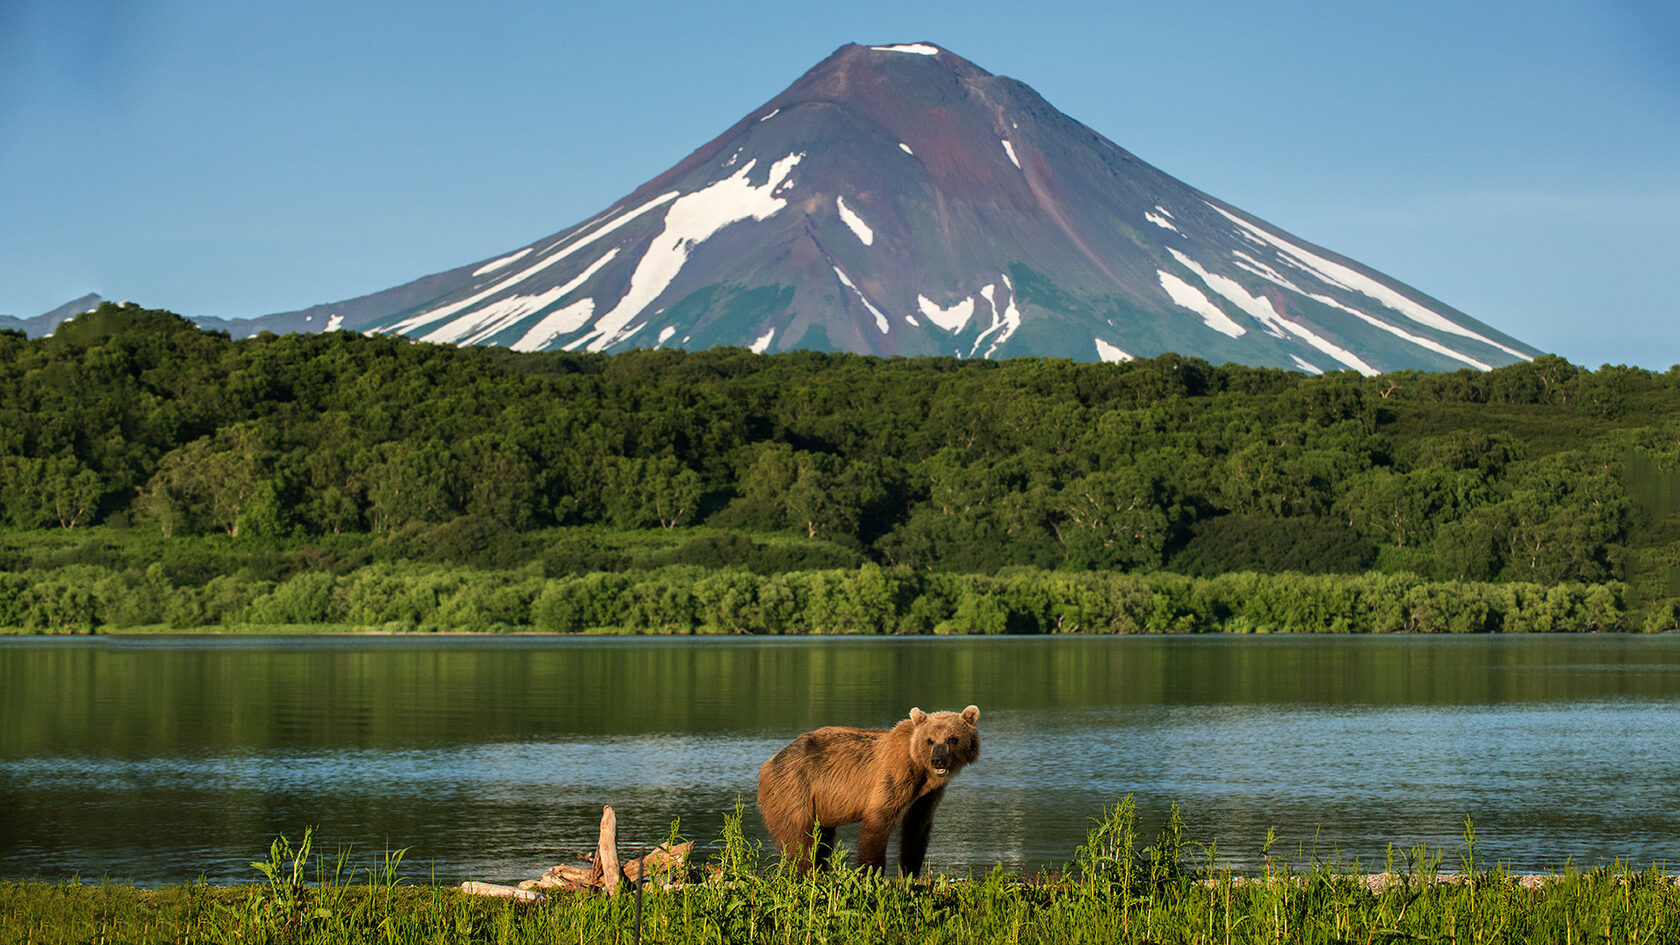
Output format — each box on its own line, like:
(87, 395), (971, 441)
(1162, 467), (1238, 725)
(3, 0), (1676, 368)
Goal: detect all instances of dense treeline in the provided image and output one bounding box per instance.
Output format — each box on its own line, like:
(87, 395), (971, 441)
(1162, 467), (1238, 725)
(2, 302), (1678, 631)
(0, 542), (1633, 634)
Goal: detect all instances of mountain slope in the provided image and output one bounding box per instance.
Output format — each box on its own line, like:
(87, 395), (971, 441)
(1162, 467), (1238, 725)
(254, 42), (1539, 373)
(0, 294), (105, 338)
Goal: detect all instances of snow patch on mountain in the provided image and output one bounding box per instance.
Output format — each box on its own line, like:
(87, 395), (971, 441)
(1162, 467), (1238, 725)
(836, 196), (874, 245)
(871, 43), (939, 55)
(899, 142), (914, 155)
(1146, 211), (1179, 233)
(1161, 254), (1379, 372)
(473, 248), (532, 277)
(510, 299), (595, 352)
(1289, 330), (1378, 377)
(1309, 291), (1493, 371)
(1290, 355), (1324, 375)
(918, 293), (975, 333)
(1209, 203), (1530, 362)
(427, 284), (566, 345)
(1094, 338), (1132, 363)
(1001, 139), (1021, 169)
(832, 265), (891, 334)
(970, 274), (1022, 358)
(575, 152), (806, 352)
(326, 315), (343, 332)
(1230, 250), (1299, 289)
(751, 328), (776, 353)
(657, 326), (677, 346)
(1168, 249), (1284, 338)
(1157, 271), (1246, 339)
(389, 190), (678, 336)
(1165, 246), (1387, 376)
(438, 248), (620, 347)
(1229, 249), (1494, 371)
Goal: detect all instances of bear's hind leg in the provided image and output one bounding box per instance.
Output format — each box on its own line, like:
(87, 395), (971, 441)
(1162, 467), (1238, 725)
(781, 816), (832, 875)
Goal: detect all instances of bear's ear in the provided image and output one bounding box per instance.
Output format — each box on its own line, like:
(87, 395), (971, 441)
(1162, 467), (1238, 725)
(961, 705), (980, 724)
(910, 707), (928, 725)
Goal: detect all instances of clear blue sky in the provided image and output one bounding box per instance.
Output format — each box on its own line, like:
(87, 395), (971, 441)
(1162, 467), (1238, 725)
(3, 0), (1676, 368)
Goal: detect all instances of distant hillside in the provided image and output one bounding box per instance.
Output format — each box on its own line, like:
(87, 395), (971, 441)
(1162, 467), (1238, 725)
(0, 293), (104, 337)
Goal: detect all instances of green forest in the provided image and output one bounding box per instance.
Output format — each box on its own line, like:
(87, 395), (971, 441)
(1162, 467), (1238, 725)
(2, 301), (1678, 633)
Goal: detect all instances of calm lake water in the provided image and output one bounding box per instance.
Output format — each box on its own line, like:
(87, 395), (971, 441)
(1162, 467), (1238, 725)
(3, 633), (1679, 886)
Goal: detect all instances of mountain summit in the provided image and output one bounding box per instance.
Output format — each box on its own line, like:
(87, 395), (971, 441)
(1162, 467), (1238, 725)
(262, 42), (1538, 373)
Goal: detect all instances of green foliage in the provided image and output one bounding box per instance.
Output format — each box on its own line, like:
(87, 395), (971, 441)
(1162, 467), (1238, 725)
(245, 571), (343, 625)
(4, 303), (1678, 627)
(1171, 515), (1375, 576)
(0, 528), (1634, 633)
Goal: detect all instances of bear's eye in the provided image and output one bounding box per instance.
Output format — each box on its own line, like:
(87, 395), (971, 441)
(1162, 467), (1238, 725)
(925, 738), (934, 745)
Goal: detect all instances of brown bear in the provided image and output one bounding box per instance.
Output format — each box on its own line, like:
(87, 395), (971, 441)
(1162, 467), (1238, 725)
(757, 705), (980, 876)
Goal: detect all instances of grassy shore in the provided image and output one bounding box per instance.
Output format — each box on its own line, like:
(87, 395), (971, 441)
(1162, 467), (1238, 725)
(5, 804), (1679, 944)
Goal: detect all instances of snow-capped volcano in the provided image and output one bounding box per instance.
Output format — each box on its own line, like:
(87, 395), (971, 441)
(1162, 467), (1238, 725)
(258, 42), (1539, 372)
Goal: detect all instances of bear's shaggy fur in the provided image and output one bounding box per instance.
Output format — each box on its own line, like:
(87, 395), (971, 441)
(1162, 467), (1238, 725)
(757, 705), (980, 876)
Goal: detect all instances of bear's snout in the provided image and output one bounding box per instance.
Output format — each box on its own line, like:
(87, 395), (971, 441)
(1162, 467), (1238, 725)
(931, 744), (953, 771)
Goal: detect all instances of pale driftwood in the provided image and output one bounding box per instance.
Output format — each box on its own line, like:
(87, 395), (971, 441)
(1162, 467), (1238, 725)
(467, 806), (702, 897)
(524, 841), (694, 892)
(596, 805), (622, 894)
(460, 881), (547, 902)
(626, 841), (693, 883)
(524, 863), (598, 891)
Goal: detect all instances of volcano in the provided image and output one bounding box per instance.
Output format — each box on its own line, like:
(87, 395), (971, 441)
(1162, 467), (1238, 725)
(255, 42), (1538, 373)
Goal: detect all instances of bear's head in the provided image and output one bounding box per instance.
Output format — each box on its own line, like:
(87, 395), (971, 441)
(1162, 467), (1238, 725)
(906, 705), (980, 781)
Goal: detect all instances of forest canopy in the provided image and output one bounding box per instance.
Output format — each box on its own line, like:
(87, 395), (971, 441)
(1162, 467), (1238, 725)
(2, 302), (1678, 632)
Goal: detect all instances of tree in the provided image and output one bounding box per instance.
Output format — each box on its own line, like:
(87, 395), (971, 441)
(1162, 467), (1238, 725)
(1055, 466), (1184, 571)
(1495, 450), (1630, 584)
(599, 455), (703, 529)
(136, 423), (276, 537)
(785, 453), (870, 541)
(1430, 517), (1502, 582)
(360, 441), (453, 533)
(457, 437), (538, 529)
(0, 454), (103, 529)
(1336, 468), (1491, 550)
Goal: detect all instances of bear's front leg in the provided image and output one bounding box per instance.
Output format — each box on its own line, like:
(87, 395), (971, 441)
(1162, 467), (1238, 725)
(855, 811), (897, 872)
(814, 825), (838, 871)
(898, 787), (946, 878)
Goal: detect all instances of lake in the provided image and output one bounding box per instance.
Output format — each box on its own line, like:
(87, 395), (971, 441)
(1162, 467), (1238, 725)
(2, 633), (1679, 886)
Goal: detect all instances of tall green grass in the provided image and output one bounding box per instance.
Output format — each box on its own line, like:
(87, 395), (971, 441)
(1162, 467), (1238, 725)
(5, 800), (1679, 944)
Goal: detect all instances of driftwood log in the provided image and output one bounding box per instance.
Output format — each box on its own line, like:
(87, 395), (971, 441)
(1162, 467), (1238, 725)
(463, 805), (695, 900)
(460, 881), (547, 902)
(598, 806), (622, 894)
(521, 842), (695, 891)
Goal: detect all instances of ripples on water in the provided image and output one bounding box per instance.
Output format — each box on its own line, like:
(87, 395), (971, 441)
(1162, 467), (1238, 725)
(2, 635), (1678, 884)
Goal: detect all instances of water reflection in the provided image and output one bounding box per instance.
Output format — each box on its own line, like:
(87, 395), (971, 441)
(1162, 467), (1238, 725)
(2, 635), (1679, 884)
